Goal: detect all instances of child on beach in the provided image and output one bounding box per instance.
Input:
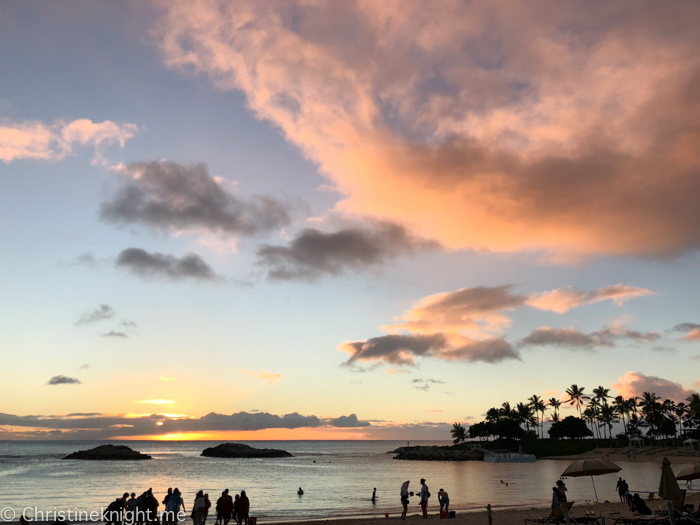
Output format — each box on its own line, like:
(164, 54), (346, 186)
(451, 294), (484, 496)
(438, 489), (449, 515)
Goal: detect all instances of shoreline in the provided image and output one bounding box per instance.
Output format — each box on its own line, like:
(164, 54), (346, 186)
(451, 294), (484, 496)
(540, 446), (700, 463)
(8, 495), (700, 525)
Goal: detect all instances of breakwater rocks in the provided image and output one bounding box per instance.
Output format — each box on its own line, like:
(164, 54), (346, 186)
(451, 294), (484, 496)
(392, 446), (485, 461)
(201, 443), (293, 458)
(64, 444), (152, 460)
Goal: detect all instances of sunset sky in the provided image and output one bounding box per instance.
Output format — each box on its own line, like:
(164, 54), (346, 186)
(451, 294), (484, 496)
(1, 1), (699, 440)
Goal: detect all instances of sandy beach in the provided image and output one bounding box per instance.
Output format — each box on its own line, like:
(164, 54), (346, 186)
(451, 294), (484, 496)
(294, 494), (700, 525)
(542, 447), (700, 464)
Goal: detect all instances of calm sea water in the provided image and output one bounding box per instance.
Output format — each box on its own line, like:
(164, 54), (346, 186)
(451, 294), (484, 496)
(0, 441), (694, 522)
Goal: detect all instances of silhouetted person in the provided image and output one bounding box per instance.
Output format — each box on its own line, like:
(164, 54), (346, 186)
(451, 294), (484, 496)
(297, 487), (304, 496)
(372, 488), (376, 503)
(218, 490), (234, 525)
(237, 491), (250, 525)
(419, 478), (429, 519)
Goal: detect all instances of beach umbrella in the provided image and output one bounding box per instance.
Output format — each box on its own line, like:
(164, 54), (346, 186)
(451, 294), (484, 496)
(676, 462), (700, 481)
(659, 456), (684, 500)
(562, 458), (622, 515)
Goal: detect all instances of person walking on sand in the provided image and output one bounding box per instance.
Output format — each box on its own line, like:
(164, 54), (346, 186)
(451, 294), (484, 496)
(400, 481), (411, 520)
(237, 491), (250, 525)
(372, 488), (377, 504)
(298, 487), (304, 496)
(487, 504), (493, 525)
(419, 478), (430, 519)
(202, 494), (212, 525)
(438, 489), (449, 515)
(215, 491), (228, 525)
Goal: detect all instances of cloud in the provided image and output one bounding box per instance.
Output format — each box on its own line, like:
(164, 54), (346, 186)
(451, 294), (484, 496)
(76, 305), (115, 325)
(47, 375), (81, 385)
(0, 410), (332, 438)
(157, 1), (700, 258)
(383, 369), (409, 374)
(527, 285), (656, 314)
(101, 161), (293, 237)
(426, 410), (443, 413)
(135, 399), (174, 405)
(79, 364), (90, 370)
(412, 378), (446, 391)
(612, 372), (696, 402)
(383, 285), (527, 335)
(327, 414), (371, 427)
(519, 326), (660, 350)
(340, 333), (518, 367)
(103, 331), (128, 338)
(74, 252), (101, 269)
(671, 323), (700, 342)
(256, 222), (436, 281)
(0, 118), (137, 165)
(116, 248), (222, 281)
(241, 370), (283, 385)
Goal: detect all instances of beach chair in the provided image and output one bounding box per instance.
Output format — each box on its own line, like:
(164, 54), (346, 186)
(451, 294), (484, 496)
(672, 490), (686, 512)
(525, 501), (576, 525)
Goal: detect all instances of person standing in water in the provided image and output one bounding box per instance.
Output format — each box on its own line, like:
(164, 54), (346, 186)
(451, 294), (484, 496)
(372, 488), (377, 504)
(419, 478), (430, 519)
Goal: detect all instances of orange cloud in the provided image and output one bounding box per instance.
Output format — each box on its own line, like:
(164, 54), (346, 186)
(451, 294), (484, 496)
(612, 372), (696, 402)
(241, 369), (283, 385)
(527, 285), (655, 314)
(683, 329), (700, 342)
(158, 1), (700, 257)
(0, 118), (136, 165)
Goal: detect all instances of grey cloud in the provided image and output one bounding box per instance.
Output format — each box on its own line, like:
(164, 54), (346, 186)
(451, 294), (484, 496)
(327, 414), (371, 427)
(0, 410), (370, 439)
(671, 323), (700, 333)
(76, 304), (115, 325)
(116, 248), (222, 281)
(101, 161), (293, 237)
(652, 345), (676, 353)
(103, 331), (128, 338)
(47, 375), (81, 385)
(79, 364), (90, 370)
(74, 252), (100, 269)
(340, 333), (518, 367)
(519, 326), (660, 350)
(412, 378), (446, 391)
(256, 222), (437, 281)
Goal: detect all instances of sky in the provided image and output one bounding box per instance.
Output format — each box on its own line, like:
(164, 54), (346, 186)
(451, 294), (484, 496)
(1, 0), (699, 441)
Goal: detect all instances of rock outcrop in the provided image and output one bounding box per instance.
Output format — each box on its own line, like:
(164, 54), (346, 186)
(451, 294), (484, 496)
(201, 443), (293, 458)
(392, 445), (485, 461)
(64, 444), (152, 460)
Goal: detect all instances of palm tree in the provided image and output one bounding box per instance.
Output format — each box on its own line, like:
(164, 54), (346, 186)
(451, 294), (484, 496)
(565, 384), (589, 418)
(529, 395), (546, 438)
(588, 398), (602, 438)
(613, 395), (628, 436)
(593, 386), (612, 407)
(639, 392), (661, 437)
(516, 402), (534, 433)
(451, 422), (467, 444)
(549, 398), (562, 422)
(599, 404), (618, 439)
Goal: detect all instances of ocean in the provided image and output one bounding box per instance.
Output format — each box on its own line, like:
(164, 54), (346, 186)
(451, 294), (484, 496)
(0, 441), (692, 522)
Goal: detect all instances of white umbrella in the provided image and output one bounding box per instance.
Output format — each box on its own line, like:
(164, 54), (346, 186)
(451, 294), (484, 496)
(676, 462), (700, 482)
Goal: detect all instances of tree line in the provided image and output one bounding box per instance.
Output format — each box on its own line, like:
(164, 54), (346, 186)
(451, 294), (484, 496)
(450, 385), (700, 443)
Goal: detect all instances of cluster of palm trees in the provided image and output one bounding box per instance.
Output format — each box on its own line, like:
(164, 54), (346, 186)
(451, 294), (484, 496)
(450, 384), (700, 443)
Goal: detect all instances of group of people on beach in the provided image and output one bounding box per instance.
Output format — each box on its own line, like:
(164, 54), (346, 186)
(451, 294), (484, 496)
(399, 478), (450, 521)
(615, 478), (652, 516)
(103, 488), (250, 525)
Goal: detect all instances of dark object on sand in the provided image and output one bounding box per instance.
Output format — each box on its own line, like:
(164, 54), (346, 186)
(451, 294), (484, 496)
(64, 444), (152, 460)
(201, 443), (293, 458)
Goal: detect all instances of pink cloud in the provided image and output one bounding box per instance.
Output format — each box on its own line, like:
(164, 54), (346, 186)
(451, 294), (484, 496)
(157, 1), (700, 257)
(683, 329), (700, 342)
(0, 118), (136, 165)
(612, 372), (696, 402)
(527, 285), (655, 313)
